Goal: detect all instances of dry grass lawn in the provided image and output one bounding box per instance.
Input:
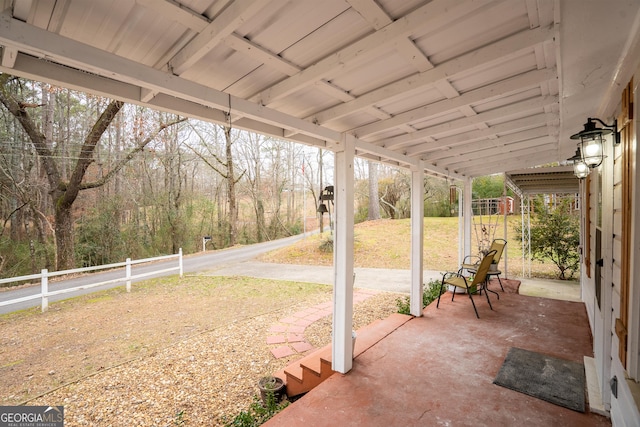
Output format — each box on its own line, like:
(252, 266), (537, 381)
(260, 217), (561, 279)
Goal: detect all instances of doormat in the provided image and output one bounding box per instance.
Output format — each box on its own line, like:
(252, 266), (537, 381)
(493, 347), (585, 412)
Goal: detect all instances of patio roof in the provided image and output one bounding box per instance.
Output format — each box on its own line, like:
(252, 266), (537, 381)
(1, 0), (639, 180)
(506, 165), (579, 195)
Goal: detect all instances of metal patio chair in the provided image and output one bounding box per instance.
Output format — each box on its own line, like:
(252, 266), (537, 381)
(437, 249), (497, 319)
(460, 238), (507, 292)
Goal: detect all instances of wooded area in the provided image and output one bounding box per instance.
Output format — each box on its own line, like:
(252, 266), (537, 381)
(0, 76), (459, 279)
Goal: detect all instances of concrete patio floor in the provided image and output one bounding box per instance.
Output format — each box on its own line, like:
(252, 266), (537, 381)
(265, 279), (611, 426)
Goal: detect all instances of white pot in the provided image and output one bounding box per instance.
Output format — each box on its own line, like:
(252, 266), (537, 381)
(448, 285), (466, 293)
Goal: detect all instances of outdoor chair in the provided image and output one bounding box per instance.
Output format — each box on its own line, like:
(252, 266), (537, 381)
(437, 249), (497, 319)
(460, 238), (507, 292)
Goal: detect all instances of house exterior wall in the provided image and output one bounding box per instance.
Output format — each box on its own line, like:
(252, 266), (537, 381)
(610, 103), (630, 427)
(609, 76), (640, 427)
(585, 75), (640, 426)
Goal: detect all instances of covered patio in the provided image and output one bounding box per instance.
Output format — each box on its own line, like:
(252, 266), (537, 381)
(267, 279), (610, 426)
(2, 0), (640, 423)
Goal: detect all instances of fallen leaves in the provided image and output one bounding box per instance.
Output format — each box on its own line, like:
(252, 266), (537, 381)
(2, 276), (402, 426)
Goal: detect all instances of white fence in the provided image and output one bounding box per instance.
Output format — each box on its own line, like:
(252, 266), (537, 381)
(0, 249), (183, 312)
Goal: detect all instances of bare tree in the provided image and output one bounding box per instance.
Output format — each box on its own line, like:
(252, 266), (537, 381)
(0, 74), (185, 270)
(367, 160), (380, 220)
(160, 116), (187, 253)
(379, 170), (411, 219)
(185, 122), (244, 247)
(223, 126), (239, 246)
(236, 131), (268, 241)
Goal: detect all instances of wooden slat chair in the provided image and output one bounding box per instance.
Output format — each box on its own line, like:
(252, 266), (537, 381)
(437, 250), (497, 319)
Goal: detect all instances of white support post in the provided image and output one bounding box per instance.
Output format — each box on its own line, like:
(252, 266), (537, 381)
(503, 178), (508, 278)
(126, 258), (132, 292)
(410, 163), (424, 317)
(521, 196), (527, 277)
(332, 134), (355, 374)
(457, 187), (463, 266)
(179, 248), (183, 278)
(41, 269), (48, 312)
(525, 195), (531, 277)
(463, 178), (473, 258)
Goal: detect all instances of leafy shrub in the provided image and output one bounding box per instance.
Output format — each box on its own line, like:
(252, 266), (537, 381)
(514, 196), (580, 279)
(396, 278), (442, 314)
(318, 234), (333, 253)
(75, 202), (126, 267)
(0, 238), (53, 281)
(224, 391), (289, 427)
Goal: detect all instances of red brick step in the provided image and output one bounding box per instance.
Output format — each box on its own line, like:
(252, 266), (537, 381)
(275, 313), (413, 397)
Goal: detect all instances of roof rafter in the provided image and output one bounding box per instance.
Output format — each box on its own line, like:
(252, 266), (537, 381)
(311, 25), (554, 127)
(346, 0), (434, 72)
(382, 95), (557, 151)
(167, 0), (271, 76)
(359, 68), (555, 141)
(253, 0), (493, 105)
(0, 8), (466, 180)
(405, 113), (554, 156)
(422, 128), (553, 162)
(453, 149), (559, 176)
(435, 135), (556, 169)
(0, 10), (339, 143)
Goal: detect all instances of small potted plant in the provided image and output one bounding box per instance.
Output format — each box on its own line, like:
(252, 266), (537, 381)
(258, 375), (286, 405)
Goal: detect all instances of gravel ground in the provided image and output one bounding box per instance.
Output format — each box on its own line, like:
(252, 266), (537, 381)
(25, 289), (403, 426)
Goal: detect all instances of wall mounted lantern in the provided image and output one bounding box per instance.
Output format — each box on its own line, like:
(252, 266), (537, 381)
(569, 118), (620, 175)
(567, 147), (590, 179)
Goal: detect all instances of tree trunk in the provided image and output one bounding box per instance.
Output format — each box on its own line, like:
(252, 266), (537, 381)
(255, 160), (265, 242)
(224, 125), (238, 246)
(318, 148), (324, 233)
(164, 124), (183, 254)
(54, 200), (75, 270)
(51, 100), (125, 269)
(287, 142), (294, 225)
(368, 161), (380, 220)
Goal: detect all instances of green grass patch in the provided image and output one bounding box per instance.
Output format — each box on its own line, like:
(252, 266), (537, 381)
(86, 295), (114, 303)
(223, 392), (289, 427)
(1, 360), (23, 369)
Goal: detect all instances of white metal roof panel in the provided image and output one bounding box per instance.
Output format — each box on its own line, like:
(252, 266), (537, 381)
(0, 0), (637, 182)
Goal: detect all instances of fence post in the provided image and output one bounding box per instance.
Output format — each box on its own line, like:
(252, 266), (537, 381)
(179, 248), (183, 278)
(126, 258), (132, 292)
(41, 269), (48, 312)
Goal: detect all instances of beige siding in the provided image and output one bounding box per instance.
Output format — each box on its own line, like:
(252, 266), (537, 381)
(612, 140), (624, 366)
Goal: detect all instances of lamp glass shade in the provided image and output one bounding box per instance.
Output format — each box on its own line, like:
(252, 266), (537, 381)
(581, 135), (604, 166)
(573, 161), (590, 179)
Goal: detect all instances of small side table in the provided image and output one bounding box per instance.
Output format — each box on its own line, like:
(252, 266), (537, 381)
(467, 268), (504, 299)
